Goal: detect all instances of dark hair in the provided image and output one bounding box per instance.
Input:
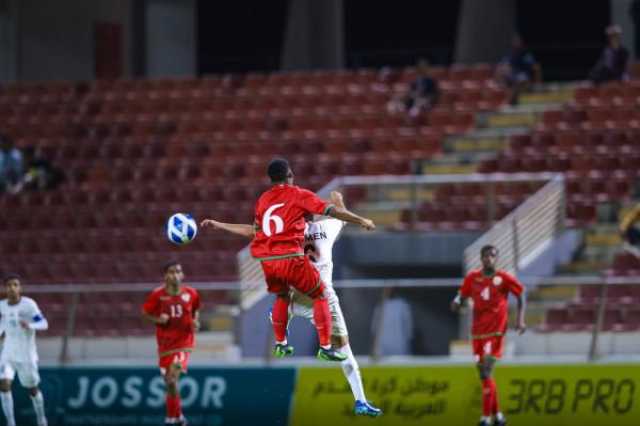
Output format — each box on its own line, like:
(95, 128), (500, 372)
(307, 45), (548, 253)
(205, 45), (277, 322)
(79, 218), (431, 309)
(480, 245), (498, 257)
(267, 158), (290, 183)
(3, 274), (21, 284)
(163, 260), (180, 273)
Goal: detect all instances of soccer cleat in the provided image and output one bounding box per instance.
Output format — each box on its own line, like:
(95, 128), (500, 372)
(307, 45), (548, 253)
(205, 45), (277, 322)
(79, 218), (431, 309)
(273, 343), (295, 358)
(493, 418), (507, 426)
(477, 420), (491, 426)
(316, 347), (348, 361)
(354, 400), (382, 417)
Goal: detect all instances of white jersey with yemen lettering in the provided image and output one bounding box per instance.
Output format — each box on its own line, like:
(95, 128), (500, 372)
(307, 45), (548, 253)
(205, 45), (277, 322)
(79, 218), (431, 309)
(0, 297), (46, 363)
(304, 218), (346, 285)
(293, 218), (348, 335)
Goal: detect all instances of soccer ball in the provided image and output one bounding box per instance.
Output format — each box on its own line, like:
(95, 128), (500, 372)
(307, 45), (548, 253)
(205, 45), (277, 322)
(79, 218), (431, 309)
(166, 213), (198, 245)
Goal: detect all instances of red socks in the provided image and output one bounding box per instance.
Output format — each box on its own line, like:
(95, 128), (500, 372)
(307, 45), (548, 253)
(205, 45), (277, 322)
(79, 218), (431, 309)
(272, 292), (332, 348)
(313, 297), (332, 347)
(481, 378), (499, 417)
(271, 296), (290, 343)
(166, 394), (182, 420)
(490, 379), (500, 415)
(482, 378), (493, 417)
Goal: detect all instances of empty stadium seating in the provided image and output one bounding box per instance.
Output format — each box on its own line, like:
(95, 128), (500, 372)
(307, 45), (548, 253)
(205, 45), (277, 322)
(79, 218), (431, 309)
(2, 65), (508, 290)
(538, 283), (640, 332)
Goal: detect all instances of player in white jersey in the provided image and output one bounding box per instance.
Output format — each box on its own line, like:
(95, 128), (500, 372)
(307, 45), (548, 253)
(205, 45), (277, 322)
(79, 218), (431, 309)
(0, 275), (48, 426)
(201, 191), (382, 417)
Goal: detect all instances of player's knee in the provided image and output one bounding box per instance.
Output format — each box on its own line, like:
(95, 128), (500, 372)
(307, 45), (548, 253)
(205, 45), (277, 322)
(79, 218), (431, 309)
(0, 380), (10, 392)
(28, 387), (39, 397)
(332, 334), (348, 348)
(164, 371), (179, 386)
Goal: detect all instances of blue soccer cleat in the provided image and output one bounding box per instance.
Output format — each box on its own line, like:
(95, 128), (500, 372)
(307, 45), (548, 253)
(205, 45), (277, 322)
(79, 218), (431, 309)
(354, 400), (382, 417)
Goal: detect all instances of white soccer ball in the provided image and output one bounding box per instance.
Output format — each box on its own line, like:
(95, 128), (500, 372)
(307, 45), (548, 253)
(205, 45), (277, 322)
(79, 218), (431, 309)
(166, 213), (198, 245)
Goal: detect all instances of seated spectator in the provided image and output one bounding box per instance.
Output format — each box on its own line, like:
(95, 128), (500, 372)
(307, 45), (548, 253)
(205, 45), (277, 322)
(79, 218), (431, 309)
(495, 34), (541, 105)
(589, 25), (629, 84)
(620, 203), (640, 258)
(388, 59), (439, 118)
(0, 133), (23, 194)
(14, 146), (64, 192)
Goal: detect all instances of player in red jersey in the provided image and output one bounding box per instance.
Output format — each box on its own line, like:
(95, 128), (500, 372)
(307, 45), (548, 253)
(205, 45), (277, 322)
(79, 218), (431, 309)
(142, 261), (200, 426)
(207, 157), (374, 361)
(451, 245), (526, 426)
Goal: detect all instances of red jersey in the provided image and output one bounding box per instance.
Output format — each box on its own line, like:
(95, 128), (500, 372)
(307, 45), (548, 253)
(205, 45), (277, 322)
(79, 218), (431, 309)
(250, 184), (331, 259)
(142, 285), (201, 356)
(459, 269), (523, 338)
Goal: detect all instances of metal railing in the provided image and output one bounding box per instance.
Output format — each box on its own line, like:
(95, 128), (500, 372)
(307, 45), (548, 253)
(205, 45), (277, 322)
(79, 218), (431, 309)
(237, 172), (564, 310)
(464, 173), (565, 273)
(29, 274), (640, 363)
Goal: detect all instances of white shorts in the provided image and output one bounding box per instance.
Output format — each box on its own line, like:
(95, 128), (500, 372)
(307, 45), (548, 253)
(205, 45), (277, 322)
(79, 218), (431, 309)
(289, 284), (348, 337)
(0, 360), (41, 388)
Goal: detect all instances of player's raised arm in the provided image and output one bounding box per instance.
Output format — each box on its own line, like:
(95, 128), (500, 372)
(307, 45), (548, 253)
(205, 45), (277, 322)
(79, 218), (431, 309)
(200, 219), (255, 238)
(326, 204), (375, 231)
(299, 188), (375, 231)
(330, 191), (346, 210)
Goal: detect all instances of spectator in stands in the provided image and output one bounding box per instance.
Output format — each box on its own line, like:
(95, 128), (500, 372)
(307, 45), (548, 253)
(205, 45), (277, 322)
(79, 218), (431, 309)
(495, 34), (541, 105)
(589, 25), (630, 84)
(0, 134), (23, 194)
(387, 59), (439, 118)
(371, 287), (414, 356)
(619, 203), (640, 258)
(13, 146), (64, 193)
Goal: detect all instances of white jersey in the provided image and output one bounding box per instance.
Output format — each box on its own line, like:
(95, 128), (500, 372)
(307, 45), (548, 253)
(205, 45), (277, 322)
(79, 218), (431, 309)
(0, 297), (47, 363)
(304, 218), (346, 285)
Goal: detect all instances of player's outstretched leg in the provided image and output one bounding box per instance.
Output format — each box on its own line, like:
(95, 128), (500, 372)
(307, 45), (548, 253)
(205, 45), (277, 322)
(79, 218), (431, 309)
(271, 295), (295, 357)
(314, 297), (346, 361)
(336, 340), (382, 416)
(29, 387), (47, 426)
(312, 292), (346, 361)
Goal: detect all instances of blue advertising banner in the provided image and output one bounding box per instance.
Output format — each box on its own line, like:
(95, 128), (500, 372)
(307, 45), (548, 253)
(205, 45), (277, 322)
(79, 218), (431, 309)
(12, 367), (295, 426)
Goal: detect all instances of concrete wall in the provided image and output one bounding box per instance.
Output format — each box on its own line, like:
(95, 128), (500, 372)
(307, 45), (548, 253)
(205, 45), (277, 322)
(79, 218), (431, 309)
(0, 0), (18, 82)
(611, 0), (636, 58)
(145, 0), (196, 77)
(454, 0), (516, 63)
(281, 0), (344, 70)
(16, 0), (133, 81)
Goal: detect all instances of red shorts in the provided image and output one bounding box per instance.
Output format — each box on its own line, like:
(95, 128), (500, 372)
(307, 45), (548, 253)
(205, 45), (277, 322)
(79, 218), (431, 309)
(159, 350), (191, 375)
(472, 335), (504, 362)
(261, 255), (324, 298)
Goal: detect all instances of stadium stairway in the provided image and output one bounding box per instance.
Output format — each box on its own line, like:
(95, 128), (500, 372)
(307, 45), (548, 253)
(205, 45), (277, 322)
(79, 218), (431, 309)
(351, 83), (576, 229)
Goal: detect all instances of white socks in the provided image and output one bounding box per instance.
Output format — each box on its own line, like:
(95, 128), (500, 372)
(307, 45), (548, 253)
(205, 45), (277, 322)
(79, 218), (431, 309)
(31, 390), (47, 426)
(0, 390), (46, 426)
(339, 344), (366, 402)
(0, 391), (15, 426)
